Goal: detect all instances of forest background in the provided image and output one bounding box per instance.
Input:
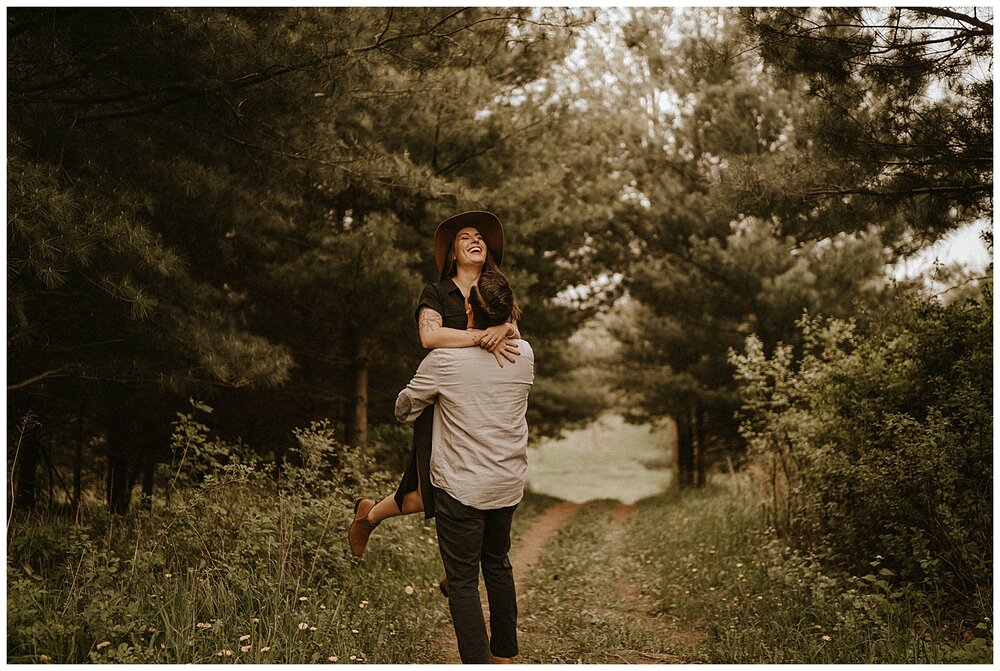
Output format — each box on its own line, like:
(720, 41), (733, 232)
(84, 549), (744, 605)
(6, 6), (993, 664)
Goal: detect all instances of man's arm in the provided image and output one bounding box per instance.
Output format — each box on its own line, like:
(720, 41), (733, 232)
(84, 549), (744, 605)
(394, 352), (442, 426)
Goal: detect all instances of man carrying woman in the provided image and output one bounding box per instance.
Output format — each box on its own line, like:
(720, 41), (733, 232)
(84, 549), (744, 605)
(348, 211), (532, 663)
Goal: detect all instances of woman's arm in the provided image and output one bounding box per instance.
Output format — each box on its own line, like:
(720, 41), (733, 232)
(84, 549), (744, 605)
(417, 307), (483, 349)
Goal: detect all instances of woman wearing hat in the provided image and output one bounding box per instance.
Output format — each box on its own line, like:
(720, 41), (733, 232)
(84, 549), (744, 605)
(349, 211), (521, 557)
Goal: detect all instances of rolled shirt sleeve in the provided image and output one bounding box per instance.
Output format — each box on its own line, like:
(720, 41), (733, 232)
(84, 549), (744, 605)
(394, 352), (441, 426)
(414, 282), (445, 325)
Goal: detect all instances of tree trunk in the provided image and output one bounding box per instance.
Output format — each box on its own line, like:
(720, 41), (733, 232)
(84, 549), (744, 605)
(346, 335), (370, 448)
(73, 419), (83, 512)
(675, 406), (695, 488)
(106, 421), (132, 515)
(141, 459), (155, 511)
(694, 401), (707, 488)
(12, 417), (41, 512)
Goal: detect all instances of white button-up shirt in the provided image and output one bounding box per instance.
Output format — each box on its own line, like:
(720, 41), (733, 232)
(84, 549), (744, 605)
(395, 340), (534, 509)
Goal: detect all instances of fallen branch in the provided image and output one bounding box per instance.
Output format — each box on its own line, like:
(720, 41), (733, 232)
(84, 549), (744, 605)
(8, 365), (76, 391)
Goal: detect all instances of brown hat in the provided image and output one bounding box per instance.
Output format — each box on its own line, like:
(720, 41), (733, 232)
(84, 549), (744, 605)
(434, 211), (504, 274)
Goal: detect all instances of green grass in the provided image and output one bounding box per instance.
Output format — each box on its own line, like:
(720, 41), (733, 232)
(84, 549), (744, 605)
(5, 415), (453, 666)
(527, 414), (673, 503)
(7, 487), (448, 664)
(518, 499), (702, 663)
(10, 413), (988, 665)
(508, 477), (991, 664)
(627, 480), (993, 664)
(6, 465), (563, 666)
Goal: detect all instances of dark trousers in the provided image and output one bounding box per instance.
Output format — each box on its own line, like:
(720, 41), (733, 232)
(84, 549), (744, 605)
(433, 488), (518, 663)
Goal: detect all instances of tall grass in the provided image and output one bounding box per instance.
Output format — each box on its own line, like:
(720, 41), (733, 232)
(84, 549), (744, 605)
(7, 420), (448, 664)
(629, 479), (993, 664)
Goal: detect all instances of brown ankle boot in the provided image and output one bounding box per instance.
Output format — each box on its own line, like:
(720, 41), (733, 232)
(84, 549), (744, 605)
(490, 655), (514, 664)
(348, 498), (378, 556)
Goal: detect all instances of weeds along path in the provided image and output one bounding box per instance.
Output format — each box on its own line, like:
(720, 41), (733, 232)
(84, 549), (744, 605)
(432, 500), (580, 663)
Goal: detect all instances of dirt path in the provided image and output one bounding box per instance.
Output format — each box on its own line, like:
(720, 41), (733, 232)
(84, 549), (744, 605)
(606, 502), (706, 663)
(433, 501), (580, 663)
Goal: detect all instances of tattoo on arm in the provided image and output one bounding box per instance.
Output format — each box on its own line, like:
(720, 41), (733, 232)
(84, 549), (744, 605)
(418, 307), (443, 338)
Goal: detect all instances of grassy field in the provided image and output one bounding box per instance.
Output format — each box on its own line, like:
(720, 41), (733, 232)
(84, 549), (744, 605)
(514, 480), (992, 664)
(527, 414), (673, 503)
(6, 476), (559, 665)
(8, 416), (990, 664)
(7, 485), (445, 664)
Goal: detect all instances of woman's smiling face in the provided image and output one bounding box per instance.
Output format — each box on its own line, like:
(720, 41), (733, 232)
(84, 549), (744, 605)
(453, 226), (487, 267)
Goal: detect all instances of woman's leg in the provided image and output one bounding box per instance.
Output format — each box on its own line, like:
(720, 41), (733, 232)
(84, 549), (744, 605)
(350, 485), (423, 556)
(351, 405), (431, 556)
(368, 483), (423, 524)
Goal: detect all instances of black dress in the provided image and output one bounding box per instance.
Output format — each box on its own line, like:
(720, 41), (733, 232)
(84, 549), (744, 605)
(393, 278), (469, 519)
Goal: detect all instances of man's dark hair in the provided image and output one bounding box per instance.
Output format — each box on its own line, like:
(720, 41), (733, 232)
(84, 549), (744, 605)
(469, 270), (520, 328)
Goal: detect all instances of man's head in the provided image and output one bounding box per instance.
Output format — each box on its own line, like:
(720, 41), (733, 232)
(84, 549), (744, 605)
(469, 270), (518, 329)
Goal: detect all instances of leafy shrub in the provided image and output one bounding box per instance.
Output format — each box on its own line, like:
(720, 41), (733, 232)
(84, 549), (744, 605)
(367, 423), (413, 474)
(632, 484), (991, 663)
(161, 400), (253, 496)
(7, 412), (441, 663)
(730, 293), (991, 616)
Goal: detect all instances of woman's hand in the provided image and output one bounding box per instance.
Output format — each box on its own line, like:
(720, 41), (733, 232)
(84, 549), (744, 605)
(489, 339), (520, 367)
(478, 324), (510, 351)
(478, 324), (519, 367)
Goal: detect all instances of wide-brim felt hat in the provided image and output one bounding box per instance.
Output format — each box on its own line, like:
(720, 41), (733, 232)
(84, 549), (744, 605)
(433, 211), (504, 274)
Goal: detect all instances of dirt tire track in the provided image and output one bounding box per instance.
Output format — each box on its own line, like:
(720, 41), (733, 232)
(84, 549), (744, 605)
(607, 502), (707, 663)
(433, 501), (580, 663)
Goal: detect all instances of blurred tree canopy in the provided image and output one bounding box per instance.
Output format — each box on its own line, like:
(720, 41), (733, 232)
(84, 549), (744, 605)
(739, 7), (992, 249)
(7, 7), (597, 512)
(543, 7), (990, 486)
(7, 7), (992, 510)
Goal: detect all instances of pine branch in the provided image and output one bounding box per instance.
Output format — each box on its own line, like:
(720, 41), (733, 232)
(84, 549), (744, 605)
(804, 184), (993, 199)
(435, 113), (555, 176)
(8, 364), (77, 391)
(903, 7), (993, 34)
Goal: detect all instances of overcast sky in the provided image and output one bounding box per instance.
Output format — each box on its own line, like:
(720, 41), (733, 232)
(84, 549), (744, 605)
(891, 220), (993, 281)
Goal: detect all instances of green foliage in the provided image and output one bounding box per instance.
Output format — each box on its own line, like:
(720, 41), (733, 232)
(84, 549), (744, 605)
(6, 418), (443, 663)
(629, 483), (992, 663)
(614, 217), (891, 469)
(162, 400), (249, 491)
(366, 423), (413, 475)
(730, 293), (991, 614)
(8, 7), (607, 512)
(740, 7), (992, 245)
